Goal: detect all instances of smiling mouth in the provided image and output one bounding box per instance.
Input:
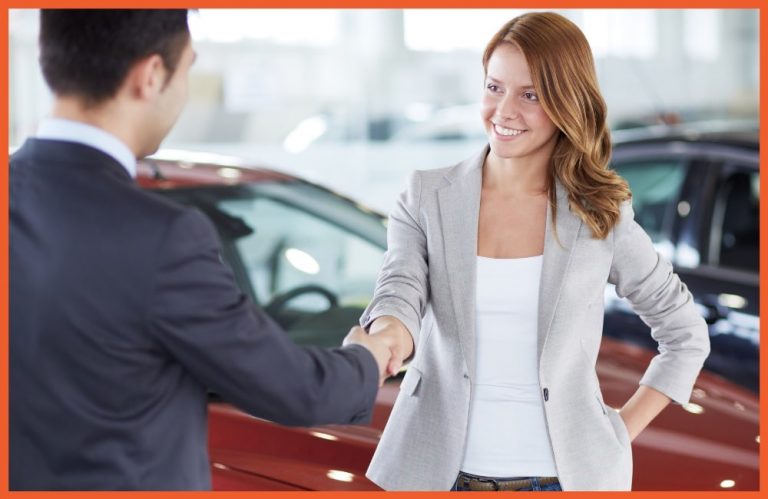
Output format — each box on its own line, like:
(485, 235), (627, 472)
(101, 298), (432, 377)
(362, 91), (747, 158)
(493, 124), (527, 137)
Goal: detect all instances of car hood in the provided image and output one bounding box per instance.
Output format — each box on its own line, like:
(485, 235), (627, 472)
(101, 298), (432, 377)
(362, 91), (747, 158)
(209, 338), (758, 490)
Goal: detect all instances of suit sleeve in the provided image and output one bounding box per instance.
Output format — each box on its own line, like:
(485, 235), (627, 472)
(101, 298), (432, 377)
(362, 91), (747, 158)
(147, 209), (379, 426)
(608, 201), (710, 405)
(359, 170), (429, 350)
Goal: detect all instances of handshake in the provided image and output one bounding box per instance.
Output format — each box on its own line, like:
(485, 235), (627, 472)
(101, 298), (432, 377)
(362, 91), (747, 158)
(343, 316), (415, 386)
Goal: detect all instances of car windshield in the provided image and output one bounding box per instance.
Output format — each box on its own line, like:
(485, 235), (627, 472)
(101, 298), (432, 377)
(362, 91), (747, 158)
(155, 180), (387, 348)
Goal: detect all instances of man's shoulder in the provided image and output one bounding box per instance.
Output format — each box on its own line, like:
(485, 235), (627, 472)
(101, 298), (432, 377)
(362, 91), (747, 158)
(12, 137), (204, 242)
(12, 138), (115, 167)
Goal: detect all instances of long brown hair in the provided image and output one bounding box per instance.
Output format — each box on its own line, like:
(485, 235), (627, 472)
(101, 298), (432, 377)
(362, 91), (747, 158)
(483, 12), (631, 239)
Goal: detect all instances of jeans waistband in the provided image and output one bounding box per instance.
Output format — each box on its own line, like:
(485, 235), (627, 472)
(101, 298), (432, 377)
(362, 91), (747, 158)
(455, 471), (560, 491)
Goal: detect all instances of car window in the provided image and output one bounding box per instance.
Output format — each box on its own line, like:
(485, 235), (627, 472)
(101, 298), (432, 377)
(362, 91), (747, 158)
(220, 196), (384, 310)
(612, 160), (686, 246)
(156, 183), (386, 348)
(709, 169), (759, 272)
(216, 194), (385, 347)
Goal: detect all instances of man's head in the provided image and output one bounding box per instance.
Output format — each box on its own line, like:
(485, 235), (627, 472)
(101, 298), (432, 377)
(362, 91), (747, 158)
(39, 10), (194, 157)
(40, 10), (190, 105)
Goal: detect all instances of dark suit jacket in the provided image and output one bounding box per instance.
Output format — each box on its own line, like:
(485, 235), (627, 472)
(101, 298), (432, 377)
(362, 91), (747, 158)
(9, 139), (379, 490)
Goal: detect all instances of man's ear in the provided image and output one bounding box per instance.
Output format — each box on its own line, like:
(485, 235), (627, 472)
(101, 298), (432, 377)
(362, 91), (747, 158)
(124, 54), (166, 101)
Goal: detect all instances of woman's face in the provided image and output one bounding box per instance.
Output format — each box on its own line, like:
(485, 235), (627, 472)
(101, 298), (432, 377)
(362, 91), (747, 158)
(481, 43), (559, 164)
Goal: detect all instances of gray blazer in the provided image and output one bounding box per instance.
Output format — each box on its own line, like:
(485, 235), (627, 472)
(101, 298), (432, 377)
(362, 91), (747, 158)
(360, 146), (710, 491)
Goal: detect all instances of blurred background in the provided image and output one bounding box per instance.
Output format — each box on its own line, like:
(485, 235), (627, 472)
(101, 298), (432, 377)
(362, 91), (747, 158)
(9, 8), (759, 212)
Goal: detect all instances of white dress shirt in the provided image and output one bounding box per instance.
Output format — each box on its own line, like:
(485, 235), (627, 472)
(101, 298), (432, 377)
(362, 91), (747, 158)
(36, 117), (136, 178)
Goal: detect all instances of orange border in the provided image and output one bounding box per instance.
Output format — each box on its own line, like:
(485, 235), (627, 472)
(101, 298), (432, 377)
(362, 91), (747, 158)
(759, 3), (768, 496)
(1, 8), (7, 499)
(1, 3), (764, 499)
(0, 1), (765, 7)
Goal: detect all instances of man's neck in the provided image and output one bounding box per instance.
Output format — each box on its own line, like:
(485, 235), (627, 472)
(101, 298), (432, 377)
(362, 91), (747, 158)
(52, 97), (141, 158)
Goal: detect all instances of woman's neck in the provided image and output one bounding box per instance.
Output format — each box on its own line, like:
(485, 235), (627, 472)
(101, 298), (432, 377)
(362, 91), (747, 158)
(482, 151), (549, 197)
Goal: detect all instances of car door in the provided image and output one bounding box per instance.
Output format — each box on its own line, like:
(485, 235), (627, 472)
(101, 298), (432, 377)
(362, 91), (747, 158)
(159, 181), (387, 349)
(674, 159), (759, 392)
(603, 145), (690, 350)
(607, 140), (759, 392)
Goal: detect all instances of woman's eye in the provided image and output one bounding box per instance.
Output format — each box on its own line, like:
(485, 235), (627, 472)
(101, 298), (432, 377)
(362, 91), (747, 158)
(524, 91), (539, 101)
(486, 83), (501, 93)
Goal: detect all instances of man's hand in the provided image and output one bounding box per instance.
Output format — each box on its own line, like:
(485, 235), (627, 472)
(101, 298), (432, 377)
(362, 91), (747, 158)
(368, 316), (414, 377)
(343, 326), (392, 386)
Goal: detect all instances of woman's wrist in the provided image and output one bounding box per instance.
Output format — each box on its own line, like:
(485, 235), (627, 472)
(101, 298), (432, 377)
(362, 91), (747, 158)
(618, 385), (672, 441)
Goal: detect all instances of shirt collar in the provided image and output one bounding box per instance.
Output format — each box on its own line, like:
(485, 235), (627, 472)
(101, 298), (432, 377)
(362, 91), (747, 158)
(36, 117), (137, 178)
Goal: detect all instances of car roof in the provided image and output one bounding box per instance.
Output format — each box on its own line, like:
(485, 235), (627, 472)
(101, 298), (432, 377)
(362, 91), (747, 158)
(136, 151), (296, 190)
(136, 150), (387, 222)
(612, 119), (759, 150)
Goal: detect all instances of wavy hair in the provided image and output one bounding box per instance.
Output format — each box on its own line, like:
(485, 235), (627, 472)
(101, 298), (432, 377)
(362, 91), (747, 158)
(483, 12), (631, 239)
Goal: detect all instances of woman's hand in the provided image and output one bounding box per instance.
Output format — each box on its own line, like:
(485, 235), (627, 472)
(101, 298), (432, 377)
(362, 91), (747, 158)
(343, 326), (394, 386)
(368, 316), (415, 376)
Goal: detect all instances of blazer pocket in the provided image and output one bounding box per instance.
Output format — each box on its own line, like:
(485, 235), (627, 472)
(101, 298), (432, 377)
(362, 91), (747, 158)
(606, 406), (632, 448)
(400, 366), (423, 397)
(594, 391), (607, 415)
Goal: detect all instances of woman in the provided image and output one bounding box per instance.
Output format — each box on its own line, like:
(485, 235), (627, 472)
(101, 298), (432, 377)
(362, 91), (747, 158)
(359, 12), (710, 491)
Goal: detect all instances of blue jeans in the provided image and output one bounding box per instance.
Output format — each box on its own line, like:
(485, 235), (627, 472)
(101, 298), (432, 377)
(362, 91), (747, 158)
(451, 471), (562, 491)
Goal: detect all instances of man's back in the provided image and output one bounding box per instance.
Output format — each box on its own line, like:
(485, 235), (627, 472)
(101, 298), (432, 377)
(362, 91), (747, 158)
(10, 139), (378, 489)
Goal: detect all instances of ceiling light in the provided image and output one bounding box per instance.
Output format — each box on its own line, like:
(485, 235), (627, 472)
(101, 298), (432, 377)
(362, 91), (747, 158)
(682, 403), (704, 415)
(718, 293), (747, 309)
(217, 167), (242, 179)
(285, 248), (320, 275)
(310, 431), (339, 441)
(327, 470), (354, 483)
(283, 116), (328, 154)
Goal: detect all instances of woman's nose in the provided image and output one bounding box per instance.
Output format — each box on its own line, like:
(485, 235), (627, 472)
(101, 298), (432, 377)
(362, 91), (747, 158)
(495, 94), (519, 121)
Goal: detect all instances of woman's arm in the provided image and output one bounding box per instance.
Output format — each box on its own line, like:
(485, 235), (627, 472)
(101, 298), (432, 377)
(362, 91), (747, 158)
(608, 201), (710, 436)
(618, 385), (670, 441)
(360, 171), (429, 363)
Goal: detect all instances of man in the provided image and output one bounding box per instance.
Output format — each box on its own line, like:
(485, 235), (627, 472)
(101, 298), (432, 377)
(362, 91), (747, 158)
(10, 10), (393, 490)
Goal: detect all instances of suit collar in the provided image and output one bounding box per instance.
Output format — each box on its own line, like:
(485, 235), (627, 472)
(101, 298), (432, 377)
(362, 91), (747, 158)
(13, 138), (135, 184)
(441, 144), (488, 184)
(436, 145), (582, 377)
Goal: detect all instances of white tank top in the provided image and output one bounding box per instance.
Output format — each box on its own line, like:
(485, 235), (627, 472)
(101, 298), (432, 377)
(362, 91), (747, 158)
(460, 255), (558, 477)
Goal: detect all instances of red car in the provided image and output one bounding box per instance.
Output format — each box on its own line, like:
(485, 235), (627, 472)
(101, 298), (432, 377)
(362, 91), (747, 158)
(137, 152), (758, 491)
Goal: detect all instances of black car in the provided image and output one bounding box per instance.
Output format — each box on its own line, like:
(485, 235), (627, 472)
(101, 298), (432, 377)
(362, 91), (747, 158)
(605, 121), (759, 392)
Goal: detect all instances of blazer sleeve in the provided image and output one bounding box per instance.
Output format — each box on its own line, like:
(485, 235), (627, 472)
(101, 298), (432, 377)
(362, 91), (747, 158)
(147, 209), (379, 426)
(608, 201), (710, 405)
(360, 170), (429, 349)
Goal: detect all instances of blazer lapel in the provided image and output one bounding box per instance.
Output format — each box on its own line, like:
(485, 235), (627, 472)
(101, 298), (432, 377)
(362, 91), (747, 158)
(436, 148), (485, 378)
(537, 180), (583, 359)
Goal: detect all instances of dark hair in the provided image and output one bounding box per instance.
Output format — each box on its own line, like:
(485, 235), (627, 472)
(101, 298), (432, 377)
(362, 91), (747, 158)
(39, 9), (189, 105)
